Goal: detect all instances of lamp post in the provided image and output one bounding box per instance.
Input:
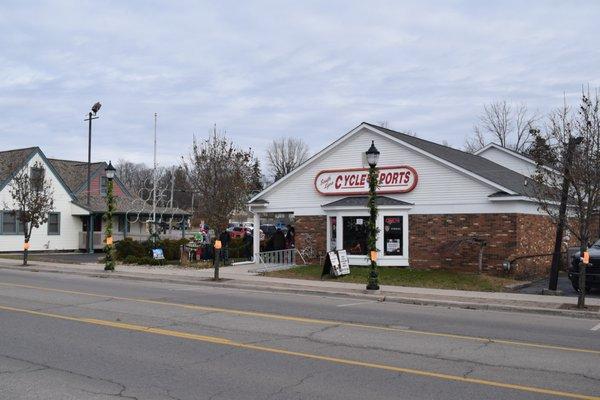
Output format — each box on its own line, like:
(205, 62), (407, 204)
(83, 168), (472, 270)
(84, 102), (101, 254)
(104, 161), (116, 271)
(365, 140), (380, 291)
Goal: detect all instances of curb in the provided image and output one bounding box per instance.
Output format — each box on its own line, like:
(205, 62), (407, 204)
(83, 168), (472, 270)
(1, 264), (598, 319)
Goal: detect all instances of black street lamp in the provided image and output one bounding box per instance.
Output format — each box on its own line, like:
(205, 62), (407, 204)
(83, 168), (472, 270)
(104, 161), (116, 271)
(366, 140), (380, 291)
(84, 102), (101, 254)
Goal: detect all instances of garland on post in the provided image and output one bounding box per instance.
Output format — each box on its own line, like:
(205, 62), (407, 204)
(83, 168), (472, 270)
(367, 165), (380, 289)
(103, 178), (116, 271)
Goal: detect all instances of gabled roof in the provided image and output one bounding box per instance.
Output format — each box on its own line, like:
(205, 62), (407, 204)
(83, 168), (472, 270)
(0, 147), (38, 190)
(363, 123), (537, 196)
(474, 143), (537, 165)
(48, 158), (105, 194)
(249, 122), (537, 204)
(0, 147), (76, 199)
(322, 196), (413, 208)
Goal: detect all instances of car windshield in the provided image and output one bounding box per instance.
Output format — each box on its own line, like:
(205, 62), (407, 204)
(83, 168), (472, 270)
(592, 239), (600, 248)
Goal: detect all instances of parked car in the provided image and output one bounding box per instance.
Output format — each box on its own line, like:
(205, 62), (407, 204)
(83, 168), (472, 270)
(229, 226), (247, 239)
(568, 242), (600, 292)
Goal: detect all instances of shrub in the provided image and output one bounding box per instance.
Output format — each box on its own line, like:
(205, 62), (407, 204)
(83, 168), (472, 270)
(115, 238), (148, 260)
(115, 237), (189, 261)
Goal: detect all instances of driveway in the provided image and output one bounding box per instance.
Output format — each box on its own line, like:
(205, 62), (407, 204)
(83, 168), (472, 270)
(517, 273), (600, 298)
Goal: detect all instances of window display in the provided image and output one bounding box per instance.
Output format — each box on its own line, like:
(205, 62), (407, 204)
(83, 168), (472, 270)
(343, 216), (368, 255)
(384, 216), (403, 256)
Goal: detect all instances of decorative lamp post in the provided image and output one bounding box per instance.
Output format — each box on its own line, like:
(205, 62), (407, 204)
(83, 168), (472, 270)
(104, 161), (116, 271)
(365, 140), (380, 291)
(85, 102), (101, 254)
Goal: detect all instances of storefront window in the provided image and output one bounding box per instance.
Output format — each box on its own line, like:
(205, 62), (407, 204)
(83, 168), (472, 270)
(330, 217), (337, 250)
(343, 216), (368, 255)
(383, 216), (403, 256)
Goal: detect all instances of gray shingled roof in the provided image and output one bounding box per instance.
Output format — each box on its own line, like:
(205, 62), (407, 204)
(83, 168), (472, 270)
(74, 195), (190, 215)
(322, 196), (413, 208)
(364, 123), (537, 196)
(48, 158), (105, 193)
(0, 147), (38, 188)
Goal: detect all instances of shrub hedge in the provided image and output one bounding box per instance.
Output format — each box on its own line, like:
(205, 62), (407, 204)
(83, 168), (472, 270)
(115, 237), (189, 262)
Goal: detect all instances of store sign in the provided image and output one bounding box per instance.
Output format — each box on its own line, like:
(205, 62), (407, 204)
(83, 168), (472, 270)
(314, 166), (418, 195)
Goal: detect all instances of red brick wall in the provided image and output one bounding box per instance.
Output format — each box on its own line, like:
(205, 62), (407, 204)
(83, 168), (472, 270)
(294, 215), (327, 263)
(409, 214), (517, 274)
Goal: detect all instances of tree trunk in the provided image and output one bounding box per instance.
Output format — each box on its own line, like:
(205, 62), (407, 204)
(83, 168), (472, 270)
(23, 237), (29, 266)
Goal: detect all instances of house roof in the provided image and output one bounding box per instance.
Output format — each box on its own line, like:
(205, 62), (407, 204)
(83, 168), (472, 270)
(0, 147), (38, 189)
(74, 195), (190, 216)
(322, 196), (413, 208)
(48, 158), (105, 194)
(249, 123), (539, 205)
(363, 123), (537, 196)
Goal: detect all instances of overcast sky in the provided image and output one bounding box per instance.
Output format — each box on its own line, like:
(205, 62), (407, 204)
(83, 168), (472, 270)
(1, 1), (599, 169)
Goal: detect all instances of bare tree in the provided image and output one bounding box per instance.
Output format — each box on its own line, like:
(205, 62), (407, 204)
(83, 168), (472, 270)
(185, 126), (261, 235)
(530, 89), (600, 307)
(266, 137), (309, 181)
(465, 101), (539, 153)
(4, 161), (55, 265)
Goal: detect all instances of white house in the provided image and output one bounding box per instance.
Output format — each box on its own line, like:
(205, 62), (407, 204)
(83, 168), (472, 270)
(0, 147), (189, 252)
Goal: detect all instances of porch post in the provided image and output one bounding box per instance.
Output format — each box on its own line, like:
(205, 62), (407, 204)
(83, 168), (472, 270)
(253, 212), (261, 263)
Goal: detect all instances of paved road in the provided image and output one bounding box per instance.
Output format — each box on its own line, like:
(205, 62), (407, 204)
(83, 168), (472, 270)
(0, 269), (598, 400)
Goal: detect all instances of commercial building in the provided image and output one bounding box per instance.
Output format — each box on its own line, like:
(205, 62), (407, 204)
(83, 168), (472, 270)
(248, 122), (570, 275)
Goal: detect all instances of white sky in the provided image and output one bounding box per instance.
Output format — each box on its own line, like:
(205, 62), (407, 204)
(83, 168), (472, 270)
(1, 1), (599, 169)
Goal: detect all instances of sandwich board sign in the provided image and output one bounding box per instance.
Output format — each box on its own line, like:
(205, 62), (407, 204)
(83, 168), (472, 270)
(321, 250), (350, 278)
(337, 250), (350, 275)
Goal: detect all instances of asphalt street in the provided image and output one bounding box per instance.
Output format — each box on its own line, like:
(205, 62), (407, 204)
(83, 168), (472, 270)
(0, 268), (599, 400)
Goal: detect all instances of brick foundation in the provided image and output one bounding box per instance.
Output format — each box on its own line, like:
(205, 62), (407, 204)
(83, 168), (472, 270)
(294, 215), (327, 263)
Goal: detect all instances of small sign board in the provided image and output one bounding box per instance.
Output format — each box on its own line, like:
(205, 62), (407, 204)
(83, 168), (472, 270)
(337, 250), (350, 275)
(321, 250), (350, 278)
(152, 248), (165, 260)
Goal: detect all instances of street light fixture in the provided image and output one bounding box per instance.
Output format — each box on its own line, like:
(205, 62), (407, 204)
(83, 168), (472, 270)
(366, 140), (380, 291)
(105, 160), (116, 180)
(85, 102), (101, 254)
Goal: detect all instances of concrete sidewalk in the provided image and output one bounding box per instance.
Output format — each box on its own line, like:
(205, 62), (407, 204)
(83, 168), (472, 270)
(0, 257), (599, 319)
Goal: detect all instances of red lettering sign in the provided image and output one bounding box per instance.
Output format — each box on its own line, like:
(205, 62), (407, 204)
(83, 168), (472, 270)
(314, 166), (418, 195)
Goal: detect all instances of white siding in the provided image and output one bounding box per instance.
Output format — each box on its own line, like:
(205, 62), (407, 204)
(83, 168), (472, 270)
(0, 152), (83, 251)
(477, 146), (537, 178)
(259, 127), (542, 215)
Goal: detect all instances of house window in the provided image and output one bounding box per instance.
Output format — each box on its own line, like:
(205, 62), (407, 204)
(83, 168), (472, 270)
(342, 216), (368, 255)
(2, 211), (24, 235)
(329, 217), (337, 251)
(118, 215), (130, 233)
(100, 176), (108, 195)
(383, 216), (403, 256)
(48, 212), (60, 235)
(30, 166), (45, 191)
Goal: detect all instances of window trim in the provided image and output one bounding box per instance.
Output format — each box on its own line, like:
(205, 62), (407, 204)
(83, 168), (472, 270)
(1, 210), (24, 235)
(47, 212), (61, 235)
(100, 176), (108, 196)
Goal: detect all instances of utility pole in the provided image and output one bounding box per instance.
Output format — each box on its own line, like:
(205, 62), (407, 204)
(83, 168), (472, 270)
(547, 135), (583, 292)
(152, 112), (157, 240)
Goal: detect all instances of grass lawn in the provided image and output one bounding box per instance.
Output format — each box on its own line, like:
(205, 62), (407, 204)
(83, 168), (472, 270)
(264, 264), (520, 292)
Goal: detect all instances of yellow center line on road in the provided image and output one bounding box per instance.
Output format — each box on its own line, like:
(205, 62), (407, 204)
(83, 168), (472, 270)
(1, 281), (599, 356)
(0, 303), (598, 400)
